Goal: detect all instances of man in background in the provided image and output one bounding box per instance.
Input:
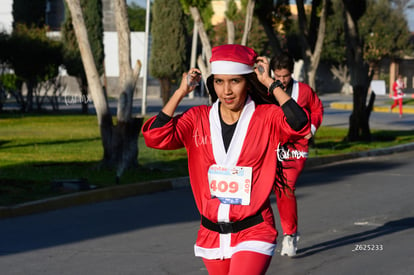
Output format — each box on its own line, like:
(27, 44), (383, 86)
(270, 52), (324, 257)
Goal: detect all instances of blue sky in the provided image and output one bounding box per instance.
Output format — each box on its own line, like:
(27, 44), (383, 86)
(127, 0), (148, 7)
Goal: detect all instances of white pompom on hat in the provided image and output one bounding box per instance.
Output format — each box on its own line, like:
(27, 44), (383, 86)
(210, 44), (258, 75)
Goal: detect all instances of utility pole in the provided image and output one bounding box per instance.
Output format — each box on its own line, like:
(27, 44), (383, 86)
(141, 0), (150, 115)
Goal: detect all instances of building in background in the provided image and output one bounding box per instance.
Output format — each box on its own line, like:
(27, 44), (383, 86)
(0, 0), (153, 98)
(101, 0), (149, 97)
(0, 0), (12, 33)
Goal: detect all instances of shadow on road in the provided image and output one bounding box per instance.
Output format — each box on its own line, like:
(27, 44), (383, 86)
(295, 217), (414, 258)
(300, 159), (405, 187)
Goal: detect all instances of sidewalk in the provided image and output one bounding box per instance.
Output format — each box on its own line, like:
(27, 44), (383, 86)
(2, 93), (414, 219)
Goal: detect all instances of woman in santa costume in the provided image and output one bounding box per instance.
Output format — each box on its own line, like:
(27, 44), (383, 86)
(142, 44), (310, 275)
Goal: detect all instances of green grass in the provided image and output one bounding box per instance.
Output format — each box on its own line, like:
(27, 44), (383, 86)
(310, 127), (414, 157)
(0, 113), (188, 205)
(1, 113), (414, 206)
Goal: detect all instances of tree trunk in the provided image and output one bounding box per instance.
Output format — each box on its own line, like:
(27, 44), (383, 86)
(330, 64), (353, 94)
(225, 0), (235, 44)
(296, 0), (311, 84)
(308, 68), (317, 91)
(241, 0), (255, 46)
(347, 86), (372, 141)
(308, 0), (327, 90)
(296, 0), (327, 89)
(81, 84), (89, 114)
(255, 5), (282, 55)
(65, 0), (110, 123)
(68, 0), (144, 179)
(189, 6), (212, 78)
(74, 77), (89, 113)
(112, 0), (143, 178)
(115, 0), (134, 122)
(25, 79), (34, 112)
(65, 0), (114, 166)
(160, 77), (171, 106)
(342, 0), (372, 142)
(115, 0), (132, 91)
(111, 117), (143, 182)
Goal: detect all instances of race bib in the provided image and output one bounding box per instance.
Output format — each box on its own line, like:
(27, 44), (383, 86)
(208, 164), (252, 205)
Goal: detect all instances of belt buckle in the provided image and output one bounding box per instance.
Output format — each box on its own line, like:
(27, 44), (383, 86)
(218, 222), (234, 234)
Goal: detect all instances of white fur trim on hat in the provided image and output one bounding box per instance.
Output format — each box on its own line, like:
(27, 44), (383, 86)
(211, 60), (254, 75)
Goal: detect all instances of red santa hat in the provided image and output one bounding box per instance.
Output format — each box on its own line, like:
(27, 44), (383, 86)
(210, 44), (257, 75)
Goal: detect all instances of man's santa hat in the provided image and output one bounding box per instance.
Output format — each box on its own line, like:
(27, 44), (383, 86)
(210, 44), (257, 75)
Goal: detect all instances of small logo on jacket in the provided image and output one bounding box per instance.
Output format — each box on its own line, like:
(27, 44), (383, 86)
(277, 143), (308, 161)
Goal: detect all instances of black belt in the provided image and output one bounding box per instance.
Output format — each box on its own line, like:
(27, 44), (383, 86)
(201, 213), (264, 234)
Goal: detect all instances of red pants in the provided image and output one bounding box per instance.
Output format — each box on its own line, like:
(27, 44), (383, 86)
(202, 251), (272, 275)
(276, 158), (307, 235)
(391, 98), (403, 116)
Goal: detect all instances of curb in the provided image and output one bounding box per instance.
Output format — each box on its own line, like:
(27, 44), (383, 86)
(330, 102), (414, 114)
(304, 142), (414, 169)
(2, 142), (414, 220)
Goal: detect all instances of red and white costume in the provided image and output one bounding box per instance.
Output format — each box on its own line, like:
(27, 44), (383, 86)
(291, 80), (323, 139)
(142, 97), (310, 259)
(392, 78), (405, 99)
(391, 78), (405, 116)
(276, 80), (323, 235)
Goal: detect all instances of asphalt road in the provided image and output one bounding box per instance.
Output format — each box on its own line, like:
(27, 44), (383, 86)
(318, 94), (414, 131)
(1, 149), (413, 275)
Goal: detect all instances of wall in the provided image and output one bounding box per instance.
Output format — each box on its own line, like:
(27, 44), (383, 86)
(0, 0), (13, 33)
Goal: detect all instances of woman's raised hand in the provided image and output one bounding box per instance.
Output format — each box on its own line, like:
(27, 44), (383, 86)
(178, 68), (202, 96)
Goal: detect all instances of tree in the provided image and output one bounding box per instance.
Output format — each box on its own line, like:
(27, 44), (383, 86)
(9, 0), (64, 112)
(323, 0), (411, 141)
(296, 0), (329, 89)
(342, 0), (373, 141)
(224, 0), (237, 44)
(241, 0), (256, 46)
(360, 0), (412, 70)
(0, 59), (21, 112)
(346, 0), (411, 141)
(181, 0), (265, 82)
(64, 0), (142, 179)
(3, 24), (63, 112)
(12, 0), (45, 28)
(62, 0), (105, 113)
(150, 0), (188, 105)
(211, 11), (268, 53)
(322, 0), (352, 94)
(254, 0), (286, 55)
(127, 3), (146, 31)
(180, 0), (213, 80)
(221, 0), (256, 47)
(113, 0), (143, 178)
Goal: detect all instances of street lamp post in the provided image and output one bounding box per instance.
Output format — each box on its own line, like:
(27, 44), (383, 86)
(141, 0), (151, 116)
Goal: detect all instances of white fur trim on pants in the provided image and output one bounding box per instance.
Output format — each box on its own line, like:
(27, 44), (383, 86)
(194, 240), (276, 260)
